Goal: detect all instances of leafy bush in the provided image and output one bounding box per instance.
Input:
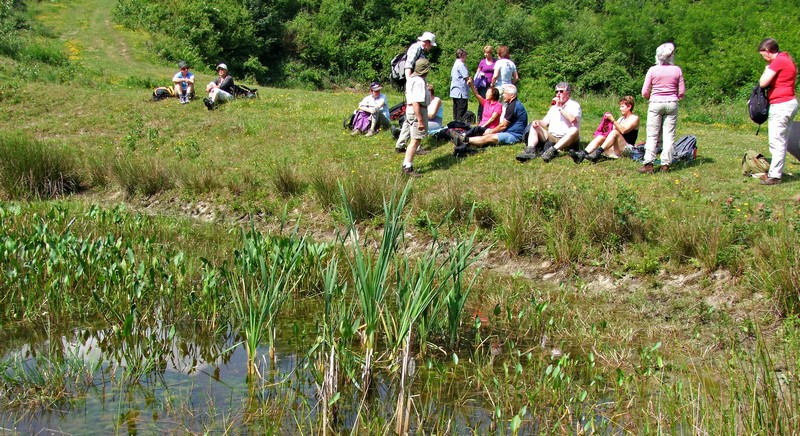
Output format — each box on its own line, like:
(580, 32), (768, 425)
(0, 134), (82, 200)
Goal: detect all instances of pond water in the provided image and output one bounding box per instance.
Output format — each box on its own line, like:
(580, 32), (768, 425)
(0, 324), (500, 433)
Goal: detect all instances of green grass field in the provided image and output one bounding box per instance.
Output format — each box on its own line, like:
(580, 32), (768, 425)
(1, 0), (799, 433)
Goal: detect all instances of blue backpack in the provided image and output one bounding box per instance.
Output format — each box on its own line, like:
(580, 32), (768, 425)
(673, 135), (697, 162)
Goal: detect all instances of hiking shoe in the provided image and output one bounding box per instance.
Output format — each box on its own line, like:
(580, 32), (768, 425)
(364, 130), (376, 137)
(401, 166), (421, 177)
(569, 149), (586, 164)
(760, 176), (782, 185)
(515, 147), (538, 162)
(540, 146), (558, 163)
(395, 147), (406, 154)
(351, 129), (361, 136)
(638, 163), (654, 174)
(660, 165), (670, 173)
(203, 97), (214, 110)
(585, 149), (603, 163)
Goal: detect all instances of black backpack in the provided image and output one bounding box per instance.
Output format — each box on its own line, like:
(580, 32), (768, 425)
(389, 52), (408, 90)
(673, 135), (697, 162)
(748, 84), (769, 135)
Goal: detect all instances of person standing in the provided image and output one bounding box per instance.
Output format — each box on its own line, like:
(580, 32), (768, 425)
(397, 59), (432, 177)
(757, 38), (798, 185)
(450, 48), (470, 123)
(638, 43), (685, 173)
(404, 32), (436, 81)
(172, 61), (195, 105)
(491, 45), (519, 93)
(474, 46), (496, 119)
(204, 63), (235, 110)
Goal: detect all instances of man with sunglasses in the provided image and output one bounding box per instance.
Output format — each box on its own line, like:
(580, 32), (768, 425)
(516, 82), (582, 162)
(172, 61), (195, 105)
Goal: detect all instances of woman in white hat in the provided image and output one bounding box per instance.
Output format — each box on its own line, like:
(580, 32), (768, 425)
(204, 63), (235, 110)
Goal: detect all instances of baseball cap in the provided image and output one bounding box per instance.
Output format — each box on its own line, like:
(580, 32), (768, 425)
(216, 63), (228, 71)
(178, 61), (189, 69)
(418, 32), (437, 46)
(369, 82), (382, 91)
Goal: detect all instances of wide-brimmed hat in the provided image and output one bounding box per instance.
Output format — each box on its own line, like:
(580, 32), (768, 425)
(369, 82), (382, 91)
(417, 32), (437, 46)
(413, 58), (430, 76)
(216, 63), (228, 71)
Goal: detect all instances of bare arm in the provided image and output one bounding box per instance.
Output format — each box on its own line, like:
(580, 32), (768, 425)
(759, 67), (777, 89)
(607, 113), (639, 134)
(480, 112), (499, 128)
(467, 77), (486, 105)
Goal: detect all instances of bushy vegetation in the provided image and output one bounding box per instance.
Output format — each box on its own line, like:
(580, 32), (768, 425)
(112, 0), (799, 100)
(0, 135), (82, 200)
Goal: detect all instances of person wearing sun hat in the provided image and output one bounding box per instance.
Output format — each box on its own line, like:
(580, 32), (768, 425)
(172, 61), (195, 104)
(353, 81), (391, 136)
(204, 63), (235, 110)
(404, 31), (437, 81)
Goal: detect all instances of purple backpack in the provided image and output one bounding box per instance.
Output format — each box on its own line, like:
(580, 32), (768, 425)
(352, 110), (372, 132)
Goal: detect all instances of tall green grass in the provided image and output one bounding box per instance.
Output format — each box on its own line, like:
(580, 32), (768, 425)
(0, 135), (82, 199)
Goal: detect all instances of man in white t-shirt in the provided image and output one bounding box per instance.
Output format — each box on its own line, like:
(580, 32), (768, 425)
(517, 82), (582, 163)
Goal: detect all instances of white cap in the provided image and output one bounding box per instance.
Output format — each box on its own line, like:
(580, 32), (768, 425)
(216, 63), (228, 71)
(418, 32), (437, 46)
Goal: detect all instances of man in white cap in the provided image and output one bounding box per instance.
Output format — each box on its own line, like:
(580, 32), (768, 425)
(204, 63), (235, 110)
(404, 31), (436, 81)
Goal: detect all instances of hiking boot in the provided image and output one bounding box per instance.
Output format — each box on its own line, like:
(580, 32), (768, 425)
(638, 163), (654, 174)
(395, 147), (406, 154)
(203, 97), (214, 110)
(515, 147), (538, 162)
(760, 176), (782, 185)
(540, 146), (558, 163)
(401, 166), (421, 177)
(585, 149), (603, 163)
(569, 149), (586, 164)
(660, 165), (670, 173)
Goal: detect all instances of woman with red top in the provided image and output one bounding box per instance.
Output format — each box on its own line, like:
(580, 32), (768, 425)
(638, 42), (685, 174)
(758, 38), (798, 185)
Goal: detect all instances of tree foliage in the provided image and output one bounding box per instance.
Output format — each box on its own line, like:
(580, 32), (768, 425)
(112, 0), (800, 100)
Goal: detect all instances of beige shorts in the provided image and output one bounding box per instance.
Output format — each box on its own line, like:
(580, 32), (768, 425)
(405, 106), (429, 140)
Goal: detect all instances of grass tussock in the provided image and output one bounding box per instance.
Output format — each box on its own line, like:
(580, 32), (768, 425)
(0, 134), (82, 199)
(178, 165), (222, 194)
(111, 154), (174, 198)
(270, 162), (305, 198)
(751, 225), (800, 315)
(311, 166), (394, 220)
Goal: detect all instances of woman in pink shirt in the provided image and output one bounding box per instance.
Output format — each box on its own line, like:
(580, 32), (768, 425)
(757, 38), (798, 185)
(638, 42), (685, 174)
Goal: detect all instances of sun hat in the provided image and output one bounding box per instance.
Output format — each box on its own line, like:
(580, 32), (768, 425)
(369, 82), (382, 91)
(216, 63), (228, 71)
(656, 43), (675, 65)
(413, 58), (430, 76)
(417, 32), (437, 46)
(178, 61), (189, 69)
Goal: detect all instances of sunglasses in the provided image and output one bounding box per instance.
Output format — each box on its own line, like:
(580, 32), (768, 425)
(555, 89), (566, 94)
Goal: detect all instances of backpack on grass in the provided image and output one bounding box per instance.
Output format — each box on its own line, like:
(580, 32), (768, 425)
(232, 84), (259, 99)
(748, 84), (769, 135)
(741, 150), (770, 176)
(672, 135), (697, 162)
(152, 86), (175, 101)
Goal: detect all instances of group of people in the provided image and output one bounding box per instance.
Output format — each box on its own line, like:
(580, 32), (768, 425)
(170, 62), (236, 111)
(366, 33), (795, 182)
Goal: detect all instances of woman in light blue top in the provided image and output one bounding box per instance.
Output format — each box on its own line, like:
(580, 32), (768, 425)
(450, 48), (470, 123)
(427, 84), (444, 133)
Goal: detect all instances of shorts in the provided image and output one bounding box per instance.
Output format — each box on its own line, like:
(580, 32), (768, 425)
(405, 106), (429, 140)
(497, 132), (523, 145)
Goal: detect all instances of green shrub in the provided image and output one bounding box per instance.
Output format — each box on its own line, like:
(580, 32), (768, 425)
(0, 134), (82, 200)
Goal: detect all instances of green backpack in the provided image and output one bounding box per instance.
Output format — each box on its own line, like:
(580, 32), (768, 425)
(741, 150), (770, 176)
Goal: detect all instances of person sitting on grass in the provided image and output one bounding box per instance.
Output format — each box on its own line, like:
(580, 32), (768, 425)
(204, 63), (235, 110)
(516, 82), (582, 163)
(172, 61), (195, 105)
(461, 77), (502, 139)
(570, 96), (640, 164)
(452, 84), (527, 156)
(351, 82), (391, 136)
